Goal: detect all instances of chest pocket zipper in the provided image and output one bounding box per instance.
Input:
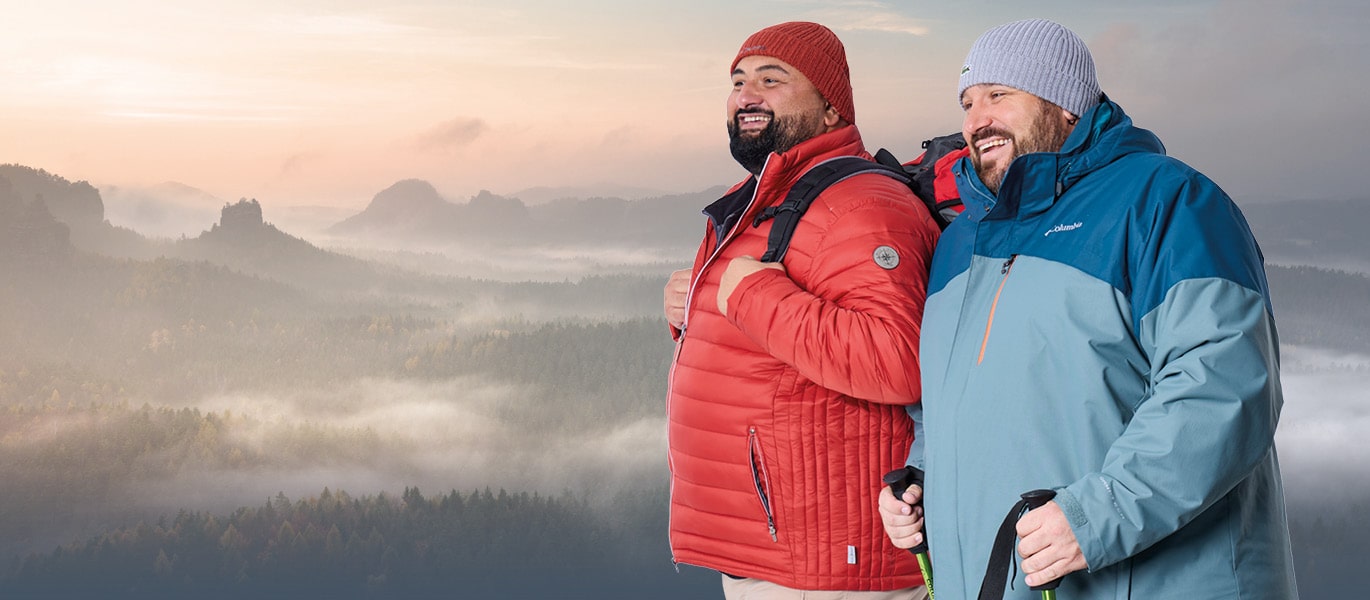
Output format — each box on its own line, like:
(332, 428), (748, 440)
(978, 255), (1017, 365)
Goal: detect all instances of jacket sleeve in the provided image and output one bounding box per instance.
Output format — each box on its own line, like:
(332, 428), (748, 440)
(1054, 170), (1283, 570)
(723, 178), (939, 405)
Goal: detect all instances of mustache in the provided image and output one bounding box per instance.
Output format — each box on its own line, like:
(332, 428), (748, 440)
(733, 108), (775, 126)
(971, 127), (1012, 146)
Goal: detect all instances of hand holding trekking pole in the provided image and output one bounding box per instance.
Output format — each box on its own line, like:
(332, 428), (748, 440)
(882, 466), (934, 599)
(978, 489), (1084, 600)
(1019, 490), (1065, 600)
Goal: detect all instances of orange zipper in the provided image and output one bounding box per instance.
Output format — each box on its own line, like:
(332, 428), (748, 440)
(977, 255), (1016, 364)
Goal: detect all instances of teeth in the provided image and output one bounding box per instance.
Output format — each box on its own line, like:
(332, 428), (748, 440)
(741, 114), (771, 124)
(977, 139), (1008, 152)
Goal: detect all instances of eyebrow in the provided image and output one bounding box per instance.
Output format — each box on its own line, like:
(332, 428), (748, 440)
(732, 64), (791, 78)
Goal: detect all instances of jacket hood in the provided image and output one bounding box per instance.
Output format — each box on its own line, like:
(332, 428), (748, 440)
(954, 98), (1166, 222)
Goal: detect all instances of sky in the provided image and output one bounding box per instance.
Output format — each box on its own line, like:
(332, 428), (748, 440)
(1, 0), (1367, 213)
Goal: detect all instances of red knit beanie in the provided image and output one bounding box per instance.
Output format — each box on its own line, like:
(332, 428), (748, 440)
(731, 21), (855, 125)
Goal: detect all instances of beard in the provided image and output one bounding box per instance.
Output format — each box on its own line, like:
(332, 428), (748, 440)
(970, 102), (1075, 195)
(728, 109), (825, 175)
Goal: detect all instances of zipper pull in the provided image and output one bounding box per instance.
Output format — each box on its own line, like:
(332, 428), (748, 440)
(1001, 254), (1017, 274)
(769, 523), (778, 542)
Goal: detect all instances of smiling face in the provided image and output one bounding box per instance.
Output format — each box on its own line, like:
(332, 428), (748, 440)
(727, 54), (841, 175)
(960, 83), (1076, 194)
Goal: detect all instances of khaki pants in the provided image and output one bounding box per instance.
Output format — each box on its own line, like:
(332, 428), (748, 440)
(721, 575), (929, 600)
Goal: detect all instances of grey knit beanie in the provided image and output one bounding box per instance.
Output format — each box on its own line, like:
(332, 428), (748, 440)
(958, 19), (1101, 117)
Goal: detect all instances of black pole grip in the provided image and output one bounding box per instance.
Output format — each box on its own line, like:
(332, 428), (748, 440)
(1020, 489), (1063, 592)
(882, 466), (928, 554)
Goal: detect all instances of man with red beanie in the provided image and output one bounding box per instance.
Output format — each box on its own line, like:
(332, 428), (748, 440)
(662, 21), (938, 599)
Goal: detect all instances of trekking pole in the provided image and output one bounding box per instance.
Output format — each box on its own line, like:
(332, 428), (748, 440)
(1020, 490), (1064, 600)
(883, 466), (934, 599)
(977, 489), (1065, 600)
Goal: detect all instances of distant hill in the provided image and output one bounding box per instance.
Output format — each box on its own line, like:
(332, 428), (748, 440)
(0, 164), (150, 258)
(0, 175), (73, 267)
(326, 179), (723, 251)
(328, 179), (453, 237)
(0, 164), (428, 297)
(174, 198), (398, 294)
(1266, 264), (1370, 353)
(0, 164), (102, 229)
(99, 181), (227, 240)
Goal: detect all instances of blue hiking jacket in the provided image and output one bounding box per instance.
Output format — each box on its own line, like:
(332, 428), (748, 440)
(909, 99), (1299, 599)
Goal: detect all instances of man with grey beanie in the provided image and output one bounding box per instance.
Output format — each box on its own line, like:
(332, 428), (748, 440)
(878, 18), (1299, 599)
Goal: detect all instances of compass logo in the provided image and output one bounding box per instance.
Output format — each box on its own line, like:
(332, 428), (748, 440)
(873, 246), (900, 270)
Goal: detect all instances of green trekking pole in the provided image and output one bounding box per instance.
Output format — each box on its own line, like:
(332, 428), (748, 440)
(883, 466), (934, 599)
(1020, 490), (1064, 600)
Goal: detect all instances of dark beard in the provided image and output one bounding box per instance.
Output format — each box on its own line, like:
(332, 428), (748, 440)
(728, 110), (822, 175)
(971, 102), (1074, 195)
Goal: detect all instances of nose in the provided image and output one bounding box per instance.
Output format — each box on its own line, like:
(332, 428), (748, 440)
(732, 80), (764, 111)
(962, 101), (991, 142)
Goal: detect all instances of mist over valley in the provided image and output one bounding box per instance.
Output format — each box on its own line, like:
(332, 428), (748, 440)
(2, 164), (1366, 597)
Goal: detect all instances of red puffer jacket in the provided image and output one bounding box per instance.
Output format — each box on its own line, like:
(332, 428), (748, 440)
(667, 125), (938, 591)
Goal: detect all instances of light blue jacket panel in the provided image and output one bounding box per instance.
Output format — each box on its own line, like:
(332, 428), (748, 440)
(909, 100), (1298, 599)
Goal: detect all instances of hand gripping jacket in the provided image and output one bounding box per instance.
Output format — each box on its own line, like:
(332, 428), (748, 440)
(910, 99), (1299, 599)
(667, 125), (939, 591)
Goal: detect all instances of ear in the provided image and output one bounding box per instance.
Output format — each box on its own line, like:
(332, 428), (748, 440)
(823, 104), (843, 129)
(1062, 107), (1079, 126)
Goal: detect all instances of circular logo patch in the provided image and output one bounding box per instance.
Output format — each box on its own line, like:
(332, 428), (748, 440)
(873, 245), (900, 270)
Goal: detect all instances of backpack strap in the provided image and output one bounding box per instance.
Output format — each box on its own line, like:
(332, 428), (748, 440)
(753, 157), (907, 263)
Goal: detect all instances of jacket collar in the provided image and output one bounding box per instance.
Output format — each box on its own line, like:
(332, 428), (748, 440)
(952, 98), (1166, 222)
(705, 125), (868, 228)
(754, 124), (868, 197)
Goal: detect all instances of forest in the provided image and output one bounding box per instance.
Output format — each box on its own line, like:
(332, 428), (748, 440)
(2, 484), (699, 599)
(2, 165), (1368, 597)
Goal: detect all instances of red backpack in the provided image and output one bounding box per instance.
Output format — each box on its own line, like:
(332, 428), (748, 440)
(755, 132), (969, 263)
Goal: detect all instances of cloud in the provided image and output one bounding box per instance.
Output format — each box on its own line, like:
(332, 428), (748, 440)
(132, 376), (668, 511)
(805, 1), (932, 35)
(600, 125), (640, 148)
(1275, 346), (1370, 507)
(1087, 0), (1370, 202)
(277, 151), (322, 178)
(413, 117), (490, 153)
(269, 14), (425, 38)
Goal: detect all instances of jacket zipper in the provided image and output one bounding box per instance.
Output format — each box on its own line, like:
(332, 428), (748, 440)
(679, 160), (772, 335)
(748, 426), (778, 542)
(666, 159), (773, 566)
(977, 254), (1017, 365)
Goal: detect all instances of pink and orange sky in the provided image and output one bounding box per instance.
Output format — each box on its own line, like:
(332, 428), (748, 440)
(1, 0), (1364, 215)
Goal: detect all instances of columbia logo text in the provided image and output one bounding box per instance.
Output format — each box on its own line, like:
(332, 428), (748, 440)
(1044, 222), (1084, 237)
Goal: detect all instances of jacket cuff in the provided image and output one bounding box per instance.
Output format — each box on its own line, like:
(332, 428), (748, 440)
(726, 268), (790, 326)
(1053, 484), (1098, 572)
